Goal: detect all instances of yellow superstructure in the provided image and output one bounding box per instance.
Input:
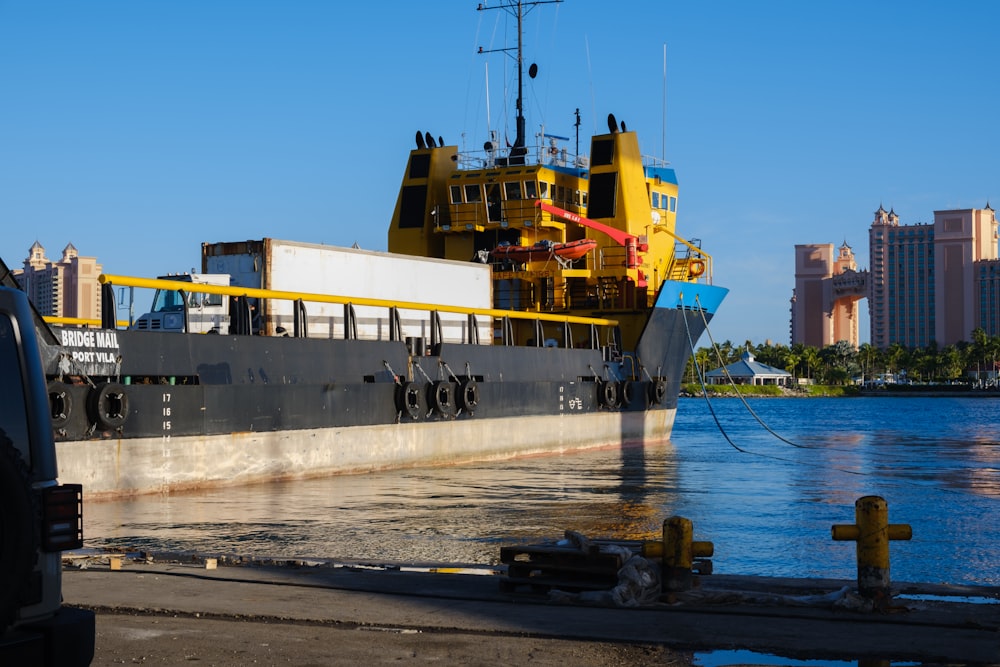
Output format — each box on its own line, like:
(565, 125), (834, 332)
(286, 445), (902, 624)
(388, 118), (711, 351)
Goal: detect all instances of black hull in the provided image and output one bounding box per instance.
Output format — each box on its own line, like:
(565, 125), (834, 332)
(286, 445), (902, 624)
(41, 284), (724, 497)
(46, 335), (690, 441)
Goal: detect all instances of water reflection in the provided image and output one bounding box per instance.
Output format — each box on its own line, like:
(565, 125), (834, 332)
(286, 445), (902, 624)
(85, 398), (1000, 585)
(86, 441), (680, 565)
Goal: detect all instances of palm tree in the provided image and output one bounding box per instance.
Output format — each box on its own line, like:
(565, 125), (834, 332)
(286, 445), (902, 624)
(693, 347), (712, 382)
(755, 341), (790, 370)
(713, 340), (735, 367)
(801, 346), (821, 382)
(970, 328), (989, 383)
(886, 342), (910, 382)
(940, 344), (963, 381)
(819, 341), (857, 385)
(989, 335), (1000, 385)
(784, 351), (800, 379)
(857, 342), (875, 384)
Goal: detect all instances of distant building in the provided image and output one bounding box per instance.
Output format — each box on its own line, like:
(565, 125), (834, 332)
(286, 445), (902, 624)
(14, 241), (103, 320)
(790, 242), (866, 348)
(704, 349), (792, 387)
(792, 204), (999, 351)
(976, 257), (1000, 338)
(868, 205), (998, 349)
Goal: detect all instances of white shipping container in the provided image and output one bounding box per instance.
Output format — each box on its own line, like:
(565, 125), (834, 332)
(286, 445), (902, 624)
(202, 239), (493, 344)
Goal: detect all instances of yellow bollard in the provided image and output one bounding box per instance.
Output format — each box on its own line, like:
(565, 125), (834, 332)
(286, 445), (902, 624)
(642, 516), (714, 592)
(832, 496), (912, 599)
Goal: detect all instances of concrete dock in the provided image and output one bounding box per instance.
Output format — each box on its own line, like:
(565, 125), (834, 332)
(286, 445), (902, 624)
(62, 555), (999, 666)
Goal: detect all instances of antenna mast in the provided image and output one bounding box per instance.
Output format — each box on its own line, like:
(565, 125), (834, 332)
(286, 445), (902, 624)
(662, 43), (667, 161)
(574, 107), (581, 159)
(477, 0), (562, 166)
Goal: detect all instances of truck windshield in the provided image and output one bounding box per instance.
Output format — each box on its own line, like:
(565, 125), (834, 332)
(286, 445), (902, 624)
(151, 289), (185, 313)
(151, 287), (224, 312)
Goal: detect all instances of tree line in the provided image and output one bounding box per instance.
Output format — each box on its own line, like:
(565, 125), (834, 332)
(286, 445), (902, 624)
(686, 327), (1000, 386)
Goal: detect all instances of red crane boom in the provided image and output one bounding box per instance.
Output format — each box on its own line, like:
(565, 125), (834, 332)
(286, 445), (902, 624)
(534, 201), (647, 269)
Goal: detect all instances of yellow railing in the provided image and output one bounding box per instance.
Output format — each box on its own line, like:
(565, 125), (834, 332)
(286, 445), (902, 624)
(652, 225), (714, 283)
(97, 274), (619, 328)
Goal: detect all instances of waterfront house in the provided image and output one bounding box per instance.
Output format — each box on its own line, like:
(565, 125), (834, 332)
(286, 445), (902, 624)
(705, 349), (793, 387)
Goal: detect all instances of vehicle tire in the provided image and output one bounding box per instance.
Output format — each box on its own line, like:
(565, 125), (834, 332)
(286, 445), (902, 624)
(0, 436), (39, 634)
(429, 381), (456, 417)
(395, 382), (423, 421)
(458, 379), (479, 412)
(48, 380), (73, 429)
(87, 382), (129, 431)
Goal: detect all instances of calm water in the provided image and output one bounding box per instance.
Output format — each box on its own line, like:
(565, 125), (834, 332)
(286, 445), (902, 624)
(83, 396), (1000, 586)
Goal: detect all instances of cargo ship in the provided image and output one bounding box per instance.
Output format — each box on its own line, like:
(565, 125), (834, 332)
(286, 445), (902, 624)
(8, 1), (727, 498)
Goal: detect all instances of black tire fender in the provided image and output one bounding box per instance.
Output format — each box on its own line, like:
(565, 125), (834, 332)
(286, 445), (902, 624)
(87, 382), (129, 431)
(648, 378), (667, 405)
(598, 380), (618, 408)
(619, 381), (634, 408)
(0, 437), (39, 634)
(395, 381), (423, 420)
(458, 379), (479, 411)
(47, 380), (73, 429)
(429, 381), (456, 416)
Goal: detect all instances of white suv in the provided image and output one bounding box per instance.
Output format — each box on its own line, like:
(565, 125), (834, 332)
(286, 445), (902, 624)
(0, 286), (94, 665)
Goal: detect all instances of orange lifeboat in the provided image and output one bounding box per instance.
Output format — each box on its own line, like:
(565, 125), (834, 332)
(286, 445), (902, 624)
(489, 239), (597, 264)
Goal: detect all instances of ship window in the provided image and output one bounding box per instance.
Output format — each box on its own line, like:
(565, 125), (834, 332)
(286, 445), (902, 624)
(591, 138), (614, 166)
(524, 181), (537, 199)
(504, 181), (522, 200)
(539, 181), (549, 199)
(464, 184), (483, 203)
(556, 185), (565, 205)
(652, 192), (660, 208)
(398, 185), (428, 228)
(580, 191), (587, 207)
(588, 172), (618, 218)
(669, 196), (677, 212)
(450, 185), (463, 204)
(408, 154), (431, 179)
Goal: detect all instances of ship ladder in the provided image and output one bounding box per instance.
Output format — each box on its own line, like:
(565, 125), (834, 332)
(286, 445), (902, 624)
(597, 277), (620, 309)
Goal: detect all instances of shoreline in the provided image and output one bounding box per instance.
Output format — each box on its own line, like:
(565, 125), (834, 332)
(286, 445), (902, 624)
(682, 386), (1000, 398)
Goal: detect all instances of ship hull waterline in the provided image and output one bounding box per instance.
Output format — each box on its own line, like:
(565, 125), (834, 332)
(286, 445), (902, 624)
(46, 282), (725, 500)
(57, 409), (675, 500)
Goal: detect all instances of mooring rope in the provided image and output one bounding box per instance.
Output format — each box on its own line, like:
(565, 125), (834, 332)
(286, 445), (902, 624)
(681, 292), (863, 471)
(693, 294), (808, 449)
(680, 294), (751, 455)
(681, 293), (999, 498)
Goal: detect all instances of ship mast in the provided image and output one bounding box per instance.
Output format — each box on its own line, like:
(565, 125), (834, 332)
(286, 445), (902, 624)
(512, 0), (526, 163)
(477, 0), (562, 166)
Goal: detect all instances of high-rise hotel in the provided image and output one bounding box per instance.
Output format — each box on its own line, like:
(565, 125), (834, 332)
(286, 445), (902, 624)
(869, 204), (999, 349)
(13, 241), (103, 321)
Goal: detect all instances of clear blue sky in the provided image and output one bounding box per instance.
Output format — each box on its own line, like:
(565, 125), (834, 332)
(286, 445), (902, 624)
(2, 1), (997, 346)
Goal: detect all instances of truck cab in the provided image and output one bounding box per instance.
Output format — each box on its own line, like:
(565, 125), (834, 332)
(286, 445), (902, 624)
(132, 273), (231, 334)
(0, 286), (94, 665)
